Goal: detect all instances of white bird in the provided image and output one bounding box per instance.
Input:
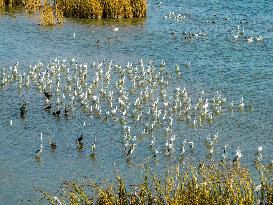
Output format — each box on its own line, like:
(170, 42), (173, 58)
(35, 133), (43, 156)
(53, 196), (63, 205)
(233, 147), (243, 163)
(91, 138), (96, 154)
(239, 97), (244, 111)
(73, 33), (76, 38)
(246, 36), (253, 43)
(256, 35), (263, 41)
(112, 26), (119, 32)
(233, 34), (239, 40)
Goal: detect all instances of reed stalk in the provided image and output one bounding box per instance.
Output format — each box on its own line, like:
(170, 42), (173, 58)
(38, 161), (273, 205)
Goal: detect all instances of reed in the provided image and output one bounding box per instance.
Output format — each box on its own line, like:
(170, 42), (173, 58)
(1, 0), (147, 19)
(25, 0), (40, 13)
(38, 160), (273, 205)
(102, 0), (133, 18)
(130, 0), (146, 17)
(59, 0), (146, 19)
(61, 0), (102, 18)
(0, 0), (24, 7)
(55, 3), (64, 24)
(40, 2), (54, 25)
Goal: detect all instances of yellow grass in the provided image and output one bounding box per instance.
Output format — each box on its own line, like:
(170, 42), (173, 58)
(1, 0), (147, 21)
(40, 2), (54, 25)
(37, 161), (273, 205)
(55, 3), (64, 24)
(25, 0), (41, 13)
(60, 0), (146, 19)
(130, 0), (147, 17)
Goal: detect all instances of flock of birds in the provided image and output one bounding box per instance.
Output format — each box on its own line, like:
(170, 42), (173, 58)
(162, 6), (264, 44)
(0, 58), (253, 162)
(232, 25), (264, 43)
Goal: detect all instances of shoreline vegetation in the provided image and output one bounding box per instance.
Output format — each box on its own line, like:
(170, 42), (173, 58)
(37, 159), (273, 205)
(0, 0), (147, 25)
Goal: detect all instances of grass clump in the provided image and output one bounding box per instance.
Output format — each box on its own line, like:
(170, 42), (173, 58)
(102, 0), (133, 18)
(37, 160), (273, 205)
(0, 0), (24, 7)
(59, 0), (146, 19)
(61, 0), (103, 18)
(40, 2), (54, 25)
(38, 3), (64, 25)
(130, 0), (146, 17)
(1, 0), (147, 22)
(25, 0), (40, 13)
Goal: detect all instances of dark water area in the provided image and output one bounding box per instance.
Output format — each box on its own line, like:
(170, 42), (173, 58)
(0, 0), (273, 204)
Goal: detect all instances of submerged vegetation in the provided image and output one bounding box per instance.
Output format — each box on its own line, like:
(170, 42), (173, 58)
(0, 0), (147, 25)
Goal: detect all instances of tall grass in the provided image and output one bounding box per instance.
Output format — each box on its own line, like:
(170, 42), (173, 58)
(40, 2), (54, 25)
(0, 0), (24, 7)
(60, 0), (147, 19)
(1, 0), (147, 19)
(1, 0), (146, 25)
(61, 0), (102, 18)
(25, 0), (40, 13)
(37, 160), (273, 205)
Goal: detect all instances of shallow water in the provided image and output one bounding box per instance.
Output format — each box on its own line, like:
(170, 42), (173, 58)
(0, 1), (273, 204)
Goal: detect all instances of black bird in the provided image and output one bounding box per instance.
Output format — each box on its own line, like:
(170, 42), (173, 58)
(64, 106), (69, 117)
(20, 102), (27, 118)
(53, 109), (61, 117)
(77, 134), (84, 150)
(78, 134), (83, 143)
(44, 90), (52, 99)
(49, 139), (57, 151)
(44, 104), (51, 111)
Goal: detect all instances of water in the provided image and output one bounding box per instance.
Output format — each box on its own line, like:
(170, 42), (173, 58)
(0, 0), (273, 204)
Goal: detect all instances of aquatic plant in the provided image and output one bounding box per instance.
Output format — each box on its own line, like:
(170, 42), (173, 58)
(25, 0), (40, 13)
(130, 0), (146, 17)
(61, 0), (103, 18)
(59, 0), (146, 19)
(1, 0), (146, 24)
(0, 0), (24, 7)
(37, 152), (273, 205)
(55, 3), (64, 24)
(40, 2), (55, 25)
(39, 3), (65, 25)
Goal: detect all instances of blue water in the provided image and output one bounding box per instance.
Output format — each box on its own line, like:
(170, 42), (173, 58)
(0, 0), (273, 204)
